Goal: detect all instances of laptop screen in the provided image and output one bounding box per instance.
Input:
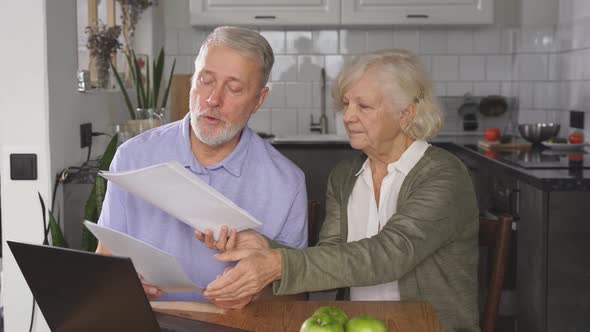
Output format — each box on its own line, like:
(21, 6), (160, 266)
(8, 241), (161, 332)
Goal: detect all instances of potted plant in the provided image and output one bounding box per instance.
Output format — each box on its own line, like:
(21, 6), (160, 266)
(86, 23), (122, 89)
(110, 48), (176, 134)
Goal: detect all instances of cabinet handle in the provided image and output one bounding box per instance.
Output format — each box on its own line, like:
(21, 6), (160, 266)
(254, 15), (276, 20)
(406, 14), (429, 19)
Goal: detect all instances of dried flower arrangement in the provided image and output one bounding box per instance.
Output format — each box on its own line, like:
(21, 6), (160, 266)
(85, 23), (122, 88)
(117, 0), (158, 55)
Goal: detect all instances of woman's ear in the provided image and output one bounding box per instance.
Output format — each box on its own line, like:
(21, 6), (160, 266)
(400, 103), (417, 127)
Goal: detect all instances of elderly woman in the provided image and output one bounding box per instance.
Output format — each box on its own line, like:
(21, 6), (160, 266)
(198, 49), (479, 331)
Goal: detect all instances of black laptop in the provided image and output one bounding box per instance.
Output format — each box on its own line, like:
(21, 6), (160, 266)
(7, 241), (246, 332)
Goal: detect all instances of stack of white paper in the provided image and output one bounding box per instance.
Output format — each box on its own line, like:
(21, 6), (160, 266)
(99, 161), (262, 239)
(84, 221), (202, 292)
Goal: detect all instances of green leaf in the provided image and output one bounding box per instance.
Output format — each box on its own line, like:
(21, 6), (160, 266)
(126, 51), (142, 110)
(48, 209), (68, 248)
(82, 134), (118, 252)
(145, 55), (151, 108)
(99, 135), (118, 171)
(160, 58), (176, 109)
(152, 48), (165, 110)
(132, 50), (147, 109)
(110, 60), (135, 119)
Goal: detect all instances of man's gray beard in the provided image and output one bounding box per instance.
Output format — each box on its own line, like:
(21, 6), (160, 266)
(189, 109), (249, 146)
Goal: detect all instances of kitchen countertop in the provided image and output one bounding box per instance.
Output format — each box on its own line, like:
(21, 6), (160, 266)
(271, 134), (590, 192)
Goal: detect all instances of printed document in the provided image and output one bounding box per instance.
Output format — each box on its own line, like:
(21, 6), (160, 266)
(84, 221), (203, 292)
(99, 161), (262, 239)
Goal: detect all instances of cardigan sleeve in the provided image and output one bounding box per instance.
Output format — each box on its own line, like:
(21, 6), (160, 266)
(273, 154), (478, 295)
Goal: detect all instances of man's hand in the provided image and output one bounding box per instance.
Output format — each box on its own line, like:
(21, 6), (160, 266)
(203, 248), (282, 302)
(195, 228), (268, 253)
(139, 274), (163, 300)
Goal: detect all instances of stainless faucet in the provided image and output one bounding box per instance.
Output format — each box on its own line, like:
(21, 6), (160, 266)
(310, 68), (328, 134)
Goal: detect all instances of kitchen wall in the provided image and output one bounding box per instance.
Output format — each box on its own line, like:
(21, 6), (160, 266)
(1, 1), (133, 331)
(162, 1), (590, 141)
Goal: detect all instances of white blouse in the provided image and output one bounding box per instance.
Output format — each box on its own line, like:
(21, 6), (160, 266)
(347, 140), (430, 301)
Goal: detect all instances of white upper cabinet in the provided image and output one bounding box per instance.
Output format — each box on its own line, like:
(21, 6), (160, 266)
(189, 0), (341, 26)
(341, 0), (494, 25)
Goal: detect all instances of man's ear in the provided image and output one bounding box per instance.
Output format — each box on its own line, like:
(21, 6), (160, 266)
(253, 86), (269, 114)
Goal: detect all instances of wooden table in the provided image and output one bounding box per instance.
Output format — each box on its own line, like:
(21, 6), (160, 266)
(152, 300), (443, 332)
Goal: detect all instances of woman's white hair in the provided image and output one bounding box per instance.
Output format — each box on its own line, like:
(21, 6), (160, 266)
(192, 26), (274, 88)
(333, 49), (443, 140)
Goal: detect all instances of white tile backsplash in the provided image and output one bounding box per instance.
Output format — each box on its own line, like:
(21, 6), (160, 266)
(447, 82), (473, 96)
(431, 56), (459, 81)
(263, 82), (286, 108)
(473, 82), (501, 96)
(367, 30), (394, 52)
(447, 29), (474, 54)
(533, 82), (561, 109)
(165, 18), (590, 137)
(486, 55), (513, 81)
(516, 54), (549, 81)
(271, 110), (298, 135)
(340, 30), (366, 54)
(260, 30), (286, 54)
(285, 82), (312, 108)
(271, 55), (297, 81)
(419, 30), (448, 54)
(249, 109), (271, 134)
(473, 28), (502, 54)
(325, 55), (345, 81)
(392, 29), (420, 53)
(297, 55), (324, 82)
(312, 30), (339, 54)
(459, 56), (485, 81)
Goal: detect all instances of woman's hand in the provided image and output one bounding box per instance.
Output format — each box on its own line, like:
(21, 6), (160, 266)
(195, 228), (268, 253)
(203, 248), (282, 301)
(204, 266), (255, 309)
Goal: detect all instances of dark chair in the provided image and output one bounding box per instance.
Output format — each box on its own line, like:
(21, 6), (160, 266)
(479, 215), (513, 332)
(307, 200), (321, 246)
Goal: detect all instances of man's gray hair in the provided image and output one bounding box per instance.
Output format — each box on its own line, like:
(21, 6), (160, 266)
(194, 26), (274, 88)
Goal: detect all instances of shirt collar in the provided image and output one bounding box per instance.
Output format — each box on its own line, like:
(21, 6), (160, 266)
(389, 139), (429, 176)
(353, 139), (430, 177)
(176, 112), (252, 177)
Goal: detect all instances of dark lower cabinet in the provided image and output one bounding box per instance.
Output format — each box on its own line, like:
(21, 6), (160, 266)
(518, 182), (590, 332)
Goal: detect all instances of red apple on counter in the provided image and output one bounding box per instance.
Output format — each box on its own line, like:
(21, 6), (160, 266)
(568, 132), (584, 144)
(484, 128), (501, 141)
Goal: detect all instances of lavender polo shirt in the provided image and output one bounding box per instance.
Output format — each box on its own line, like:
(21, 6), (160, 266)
(98, 113), (308, 301)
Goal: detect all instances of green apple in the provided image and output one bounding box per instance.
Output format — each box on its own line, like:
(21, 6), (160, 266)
(344, 315), (387, 332)
(312, 306), (349, 326)
(300, 314), (345, 332)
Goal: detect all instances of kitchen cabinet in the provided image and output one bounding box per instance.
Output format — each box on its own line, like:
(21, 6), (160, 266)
(341, 0), (494, 25)
(517, 182), (590, 332)
(189, 0), (494, 26)
(189, 0), (340, 26)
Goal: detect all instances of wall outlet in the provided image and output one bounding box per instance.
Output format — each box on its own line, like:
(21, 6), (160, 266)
(80, 123), (92, 148)
(569, 110), (584, 129)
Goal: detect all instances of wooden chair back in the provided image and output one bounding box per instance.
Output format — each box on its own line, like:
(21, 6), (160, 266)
(479, 215), (513, 332)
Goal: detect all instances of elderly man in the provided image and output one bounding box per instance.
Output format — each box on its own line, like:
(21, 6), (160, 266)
(96, 26), (308, 308)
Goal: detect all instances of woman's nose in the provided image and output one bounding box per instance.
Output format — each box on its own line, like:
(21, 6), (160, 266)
(342, 106), (356, 123)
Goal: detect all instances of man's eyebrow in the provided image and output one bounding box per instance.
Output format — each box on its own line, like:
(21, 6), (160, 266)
(200, 70), (245, 84)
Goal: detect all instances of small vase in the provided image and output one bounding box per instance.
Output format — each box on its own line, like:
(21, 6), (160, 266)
(94, 56), (111, 89)
(127, 108), (166, 135)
